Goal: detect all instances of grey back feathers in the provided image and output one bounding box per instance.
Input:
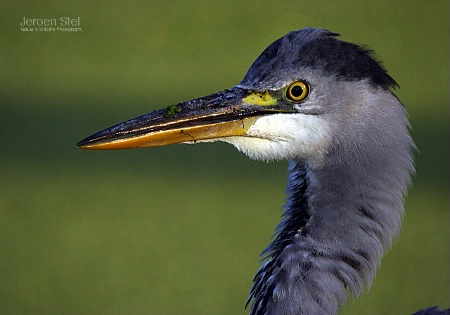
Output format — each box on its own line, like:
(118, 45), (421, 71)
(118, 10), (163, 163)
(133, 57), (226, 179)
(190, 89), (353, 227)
(245, 28), (415, 314)
(412, 307), (450, 315)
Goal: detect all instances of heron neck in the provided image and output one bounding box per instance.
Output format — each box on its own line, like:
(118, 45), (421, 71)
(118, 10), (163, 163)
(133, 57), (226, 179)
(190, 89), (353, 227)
(249, 156), (409, 315)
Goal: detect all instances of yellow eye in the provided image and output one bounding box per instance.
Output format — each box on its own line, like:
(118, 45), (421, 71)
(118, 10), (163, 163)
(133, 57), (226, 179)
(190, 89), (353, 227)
(286, 81), (309, 102)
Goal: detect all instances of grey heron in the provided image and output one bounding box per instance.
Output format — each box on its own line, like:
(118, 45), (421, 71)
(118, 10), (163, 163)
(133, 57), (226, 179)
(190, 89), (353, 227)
(78, 28), (447, 315)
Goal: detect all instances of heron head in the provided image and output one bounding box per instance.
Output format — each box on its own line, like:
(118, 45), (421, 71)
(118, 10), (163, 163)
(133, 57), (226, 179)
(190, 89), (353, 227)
(78, 28), (407, 166)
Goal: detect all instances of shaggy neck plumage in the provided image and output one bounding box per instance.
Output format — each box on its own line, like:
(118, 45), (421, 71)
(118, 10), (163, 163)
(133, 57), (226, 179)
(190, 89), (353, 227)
(248, 141), (413, 315)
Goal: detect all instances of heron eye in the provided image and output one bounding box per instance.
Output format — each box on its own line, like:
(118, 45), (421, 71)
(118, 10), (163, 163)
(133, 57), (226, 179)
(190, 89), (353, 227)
(286, 81), (309, 102)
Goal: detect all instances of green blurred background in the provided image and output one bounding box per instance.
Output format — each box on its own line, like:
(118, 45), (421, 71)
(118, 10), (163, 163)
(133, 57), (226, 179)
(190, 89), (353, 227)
(1, 1), (448, 314)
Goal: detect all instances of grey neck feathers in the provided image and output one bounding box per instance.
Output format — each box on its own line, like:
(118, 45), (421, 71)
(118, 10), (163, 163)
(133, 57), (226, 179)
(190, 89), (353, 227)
(248, 131), (414, 315)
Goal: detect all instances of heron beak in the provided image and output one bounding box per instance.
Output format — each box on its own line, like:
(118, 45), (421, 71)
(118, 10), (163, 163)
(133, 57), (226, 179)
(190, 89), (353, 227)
(77, 87), (294, 150)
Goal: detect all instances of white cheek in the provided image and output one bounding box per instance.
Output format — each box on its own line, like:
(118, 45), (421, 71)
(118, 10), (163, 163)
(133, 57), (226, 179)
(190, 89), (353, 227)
(222, 114), (332, 162)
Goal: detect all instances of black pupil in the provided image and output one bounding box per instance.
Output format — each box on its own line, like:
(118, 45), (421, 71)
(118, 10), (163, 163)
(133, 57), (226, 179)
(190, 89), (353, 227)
(291, 85), (304, 98)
